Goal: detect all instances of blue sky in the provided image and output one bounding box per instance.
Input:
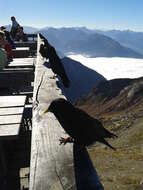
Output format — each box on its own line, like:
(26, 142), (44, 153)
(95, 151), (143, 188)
(1, 0), (143, 31)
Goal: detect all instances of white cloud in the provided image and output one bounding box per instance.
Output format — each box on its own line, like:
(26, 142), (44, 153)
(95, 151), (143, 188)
(68, 55), (143, 80)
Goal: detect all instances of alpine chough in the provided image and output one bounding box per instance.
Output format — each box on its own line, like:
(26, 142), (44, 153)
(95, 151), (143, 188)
(44, 98), (117, 150)
(39, 35), (70, 88)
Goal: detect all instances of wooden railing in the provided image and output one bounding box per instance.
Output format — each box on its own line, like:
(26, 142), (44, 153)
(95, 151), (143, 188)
(29, 34), (104, 190)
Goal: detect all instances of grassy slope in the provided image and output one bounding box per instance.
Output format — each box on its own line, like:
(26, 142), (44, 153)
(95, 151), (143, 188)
(89, 117), (143, 190)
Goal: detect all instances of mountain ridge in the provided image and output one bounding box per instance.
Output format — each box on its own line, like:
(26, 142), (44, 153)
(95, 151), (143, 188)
(4, 25), (143, 58)
(75, 77), (143, 116)
(59, 57), (106, 102)
(38, 27), (143, 58)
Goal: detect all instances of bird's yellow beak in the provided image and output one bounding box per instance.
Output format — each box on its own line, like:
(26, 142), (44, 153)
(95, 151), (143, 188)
(42, 108), (49, 116)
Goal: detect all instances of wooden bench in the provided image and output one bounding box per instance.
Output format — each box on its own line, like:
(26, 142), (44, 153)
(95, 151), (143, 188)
(12, 47), (30, 58)
(27, 34), (37, 41)
(29, 34), (103, 190)
(14, 41), (37, 53)
(7, 58), (35, 68)
(0, 68), (34, 92)
(0, 95), (26, 186)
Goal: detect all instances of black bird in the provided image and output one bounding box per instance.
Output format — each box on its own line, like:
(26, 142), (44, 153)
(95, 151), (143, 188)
(44, 98), (117, 150)
(39, 34), (70, 88)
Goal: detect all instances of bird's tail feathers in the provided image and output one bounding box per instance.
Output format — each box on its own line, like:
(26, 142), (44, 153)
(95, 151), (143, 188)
(107, 131), (118, 139)
(100, 138), (116, 151)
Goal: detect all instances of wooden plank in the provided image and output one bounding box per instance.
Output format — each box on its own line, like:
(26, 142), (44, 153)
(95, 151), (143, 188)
(0, 114), (23, 125)
(16, 47), (30, 51)
(3, 67), (34, 71)
(30, 34), (103, 190)
(0, 124), (21, 139)
(14, 41), (37, 50)
(8, 60), (34, 68)
(27, 34), (37, 41)
(8, 57), (35, 67)
(0, 107), (24, 115)
(12, 48), (30, 58)
(12, 58), (35, 64)
(0, 96), (26, 108)
(8, 63), (33, 68)
(30, 35), (76, 190)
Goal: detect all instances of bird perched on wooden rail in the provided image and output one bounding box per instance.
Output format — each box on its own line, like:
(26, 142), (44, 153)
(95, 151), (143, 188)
(43, 98), (117, 150)
(39, 34), (70, 88)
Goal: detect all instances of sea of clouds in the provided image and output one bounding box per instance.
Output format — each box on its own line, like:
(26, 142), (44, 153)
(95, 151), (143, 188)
(68, 55), (143, 80)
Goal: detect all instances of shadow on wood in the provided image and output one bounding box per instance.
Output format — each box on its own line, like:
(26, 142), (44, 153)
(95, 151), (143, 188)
(73, 145), (104, 190)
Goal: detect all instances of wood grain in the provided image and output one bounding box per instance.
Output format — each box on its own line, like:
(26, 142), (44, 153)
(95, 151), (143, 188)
(0, 124), (21, 140)
(8, 58), (35, 68)
(0, 96), (26, 108)
(29, 34), (103, 190)
(0, 114), (23, 125)
(30, 35), (76, 190)
(0, 107), (24, 115)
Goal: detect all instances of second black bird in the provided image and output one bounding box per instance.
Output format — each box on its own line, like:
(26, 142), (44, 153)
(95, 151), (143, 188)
(39, 35), (70, 88)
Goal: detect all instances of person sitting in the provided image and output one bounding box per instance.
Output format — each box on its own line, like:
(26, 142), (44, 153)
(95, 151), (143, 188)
(0, 31), (13, 62)
(15, 26), (28, 42)
(1, 26), (15, 49)
(10, 16), (20, 39)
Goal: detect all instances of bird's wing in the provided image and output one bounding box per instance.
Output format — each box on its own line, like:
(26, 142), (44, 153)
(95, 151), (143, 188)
(74, 108), (115, 139)
(92, 119), (116, 138)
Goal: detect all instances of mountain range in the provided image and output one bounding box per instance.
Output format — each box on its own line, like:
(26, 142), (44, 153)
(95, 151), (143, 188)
(37, 27), (143, 58)
(5, 25), (143, 58)
(96, 29), (143, 55)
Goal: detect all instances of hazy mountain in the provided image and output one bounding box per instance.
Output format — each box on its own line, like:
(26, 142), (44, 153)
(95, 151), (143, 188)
(38, 27), (143, 58)
(4, 24), (143, 57)
(4, 25), (38, 33)
(96, 29), (143, 55)
(23, 26), (38, 33)
(57, 57), (106, 102)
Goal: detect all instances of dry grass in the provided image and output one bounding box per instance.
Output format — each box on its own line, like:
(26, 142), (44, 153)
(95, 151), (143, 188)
(87, 115), (143, 190)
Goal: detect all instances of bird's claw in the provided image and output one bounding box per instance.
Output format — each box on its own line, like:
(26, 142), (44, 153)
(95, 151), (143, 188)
(59, 137), (74, 145)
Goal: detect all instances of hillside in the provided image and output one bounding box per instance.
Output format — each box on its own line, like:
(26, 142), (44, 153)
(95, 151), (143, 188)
(75, 77), (143, 190)
(76, 77), (143, 116)
(59, 57), (106, 101)
(99, 30), (143, 55)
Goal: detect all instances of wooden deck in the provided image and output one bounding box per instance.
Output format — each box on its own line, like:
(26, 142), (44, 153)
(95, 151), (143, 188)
(0, 96), (26, 139)
(0, 36), (35, 190)
(0, 95), (27, 190)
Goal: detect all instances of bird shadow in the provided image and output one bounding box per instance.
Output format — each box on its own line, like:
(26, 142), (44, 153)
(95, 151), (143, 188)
(43, 61), (63, 88)
(73, 144), (104, 190)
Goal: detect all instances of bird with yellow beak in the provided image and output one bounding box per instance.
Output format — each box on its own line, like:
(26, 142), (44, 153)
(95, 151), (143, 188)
(43, 98), (117, 149)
